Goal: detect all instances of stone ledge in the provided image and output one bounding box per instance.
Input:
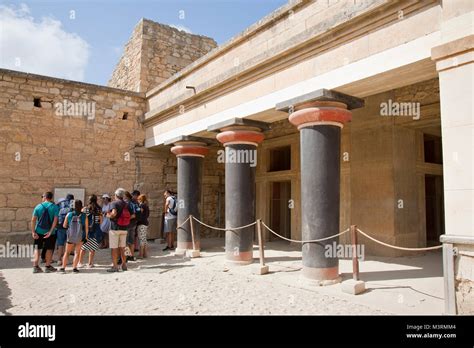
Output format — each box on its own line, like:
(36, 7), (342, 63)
(440, 234), (474, 245)
(0, 68), (145, 98)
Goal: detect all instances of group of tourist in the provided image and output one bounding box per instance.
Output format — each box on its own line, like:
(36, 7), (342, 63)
(31, 187), (178, 274)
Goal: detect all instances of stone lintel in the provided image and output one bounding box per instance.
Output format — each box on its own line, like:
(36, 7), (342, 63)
(164, 135), (215, 146)
(207, 117), (270, 133)
(431, 35), (474, 62)
(276, 88), (365, 111)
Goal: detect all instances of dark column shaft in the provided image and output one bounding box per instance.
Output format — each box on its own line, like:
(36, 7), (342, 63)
(177, 156), (203, 251)
(300, 125), (341, 277)
(225, 144), (256, 264)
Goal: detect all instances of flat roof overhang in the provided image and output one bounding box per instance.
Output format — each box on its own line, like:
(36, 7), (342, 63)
(145, 31), (439, 148)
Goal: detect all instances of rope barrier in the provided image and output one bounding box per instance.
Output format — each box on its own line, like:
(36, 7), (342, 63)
(177, 214), (442, 252)
(356, 227), (443, 251)
(261, 221), (349, 244)
(176, 215), (191, 230)
(191, 216), (257, 231)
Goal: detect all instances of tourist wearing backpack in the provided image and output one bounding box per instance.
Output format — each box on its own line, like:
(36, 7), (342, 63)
(59, 200), (88, 274)
(163, 189), (177, 251)
(106, 188), (133, 272)
(31, 192), (60, 273)
(55, 193), (74, 266)
(78, 195), (102, 268)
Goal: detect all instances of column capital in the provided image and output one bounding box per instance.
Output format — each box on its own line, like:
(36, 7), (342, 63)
(276, 89), (364, 130)
(208, 118), (269, 146)
(164, 135), (212, 157)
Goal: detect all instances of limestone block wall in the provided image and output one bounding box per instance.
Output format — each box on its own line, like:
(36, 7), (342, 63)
(109, 19), (216, 93)
(0, 69), (167, 243)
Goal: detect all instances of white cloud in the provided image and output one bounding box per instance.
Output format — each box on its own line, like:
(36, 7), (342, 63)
(0, 4), (90, 81)
(169, 24), (192, 34)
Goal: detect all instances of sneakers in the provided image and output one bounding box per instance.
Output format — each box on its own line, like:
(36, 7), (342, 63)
(106, 267), (119, 273)
(77, 263), (85, 268)
(126, 256), (136, 262)
(72, 268), (80, 273)
(33, 266), (43, 274)
(121, 264), (128, 271)
(44, 265), (57, 273)
(162, 246), (170, 251)
(59, 268), (66, 274)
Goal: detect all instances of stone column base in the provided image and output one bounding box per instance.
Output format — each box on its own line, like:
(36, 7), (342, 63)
(225, 251), (253, 266)
(302, 266), (341, 286)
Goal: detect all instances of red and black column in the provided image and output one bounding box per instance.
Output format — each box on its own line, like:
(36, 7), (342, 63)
(277, 90), (364, 283)
(165, 136), (210, 254)
(208, 118), (269, 264)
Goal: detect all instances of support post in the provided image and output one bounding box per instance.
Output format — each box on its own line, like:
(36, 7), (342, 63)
(208, 118), (269, 265)
(277, 89), (364, 285)
(351, 225), (359, 281)
(188, 215), (200, 258)
(164, 136), (211, 256)
(256, 219), (269, 274)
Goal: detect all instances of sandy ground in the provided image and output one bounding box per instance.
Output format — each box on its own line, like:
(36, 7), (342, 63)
(0, 238), (443, 315)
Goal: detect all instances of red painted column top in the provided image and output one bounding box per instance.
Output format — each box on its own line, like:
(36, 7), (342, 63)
(170, 141), (209, 157)
(288, 101), (352, 130)
(216, 126), (265, 147)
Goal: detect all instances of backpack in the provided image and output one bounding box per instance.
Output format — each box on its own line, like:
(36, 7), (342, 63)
(117, 201), (131, 227)
(168, 196), (177, 216)
(129, 201), (141, 220)
(67, 213), (83, 244)
(37, 203), (53, 230)
(58, 200), (72, 225)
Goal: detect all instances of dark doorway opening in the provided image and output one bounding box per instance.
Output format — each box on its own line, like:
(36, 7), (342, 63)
(269, 181), (291, 241)
(425, 174), (445, 246)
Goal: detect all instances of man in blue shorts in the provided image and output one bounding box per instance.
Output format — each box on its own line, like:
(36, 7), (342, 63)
(31, 191), (59, 273)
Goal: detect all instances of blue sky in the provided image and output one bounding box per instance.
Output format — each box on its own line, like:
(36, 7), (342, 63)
(0, 0), (287, 85)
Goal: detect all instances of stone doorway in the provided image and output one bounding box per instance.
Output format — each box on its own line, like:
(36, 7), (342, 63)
(269, 181), (291, 241)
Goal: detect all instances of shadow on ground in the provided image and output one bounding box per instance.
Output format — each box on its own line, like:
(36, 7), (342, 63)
(0, 272), (12, 315)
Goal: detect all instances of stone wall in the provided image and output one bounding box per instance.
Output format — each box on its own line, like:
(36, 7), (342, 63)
(0, 69), (167, 243)
(108, 19), (217, 93)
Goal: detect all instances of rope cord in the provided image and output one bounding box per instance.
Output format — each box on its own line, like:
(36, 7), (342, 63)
(261, 221), (349, 244)
(178, 215), (442, 251)
(191, 216), (257, 231)
(176, 215), (191, 230)
(356, 228), (443, 251)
